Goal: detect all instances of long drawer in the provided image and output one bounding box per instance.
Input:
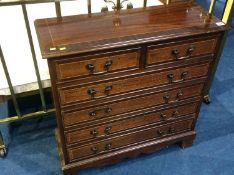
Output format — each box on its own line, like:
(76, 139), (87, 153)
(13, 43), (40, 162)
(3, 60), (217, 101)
(59, 62), (210, 106)
(65, 102), (199, 144)
(147, 37), (217, 66)
(67, 118), (194, 162)
(62, 83), (204, 128)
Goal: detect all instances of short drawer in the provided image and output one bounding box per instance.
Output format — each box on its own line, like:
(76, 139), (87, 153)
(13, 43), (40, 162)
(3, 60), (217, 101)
(147, 38), (217, 66)
(67, 118), (194, 161)
(65, 102), (198, 144)
(62, 83), (203, 127)
(55, 48), (140, 81)
(59, 62), (210, 106)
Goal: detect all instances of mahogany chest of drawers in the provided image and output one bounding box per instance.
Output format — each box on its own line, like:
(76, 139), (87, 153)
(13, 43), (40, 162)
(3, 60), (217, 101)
(35, 2), (228, 175)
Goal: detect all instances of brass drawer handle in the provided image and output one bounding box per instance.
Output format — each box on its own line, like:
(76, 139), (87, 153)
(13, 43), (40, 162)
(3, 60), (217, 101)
(90, 129), (98, 137)
(171, 49), (180, 60)
(167, 73), (174, 83)
(187, 47), (195, 56)
(89, 107), (112, 119)
(163, 94), (170, 103)
(105, 107), (112, 113)
(167, 71), (188, 83)
(90, 146), (99, 154)
(87, 88), (96, 98)
(176, 90), (183, 100)
(105, 85), (112, 95)
(104, 126), (112, 135)
(163, 90), (183, 103)
(86, 64), (95, 73)
(104, 60), (113, 71)
(157, 130), (165, 136)
(87, 86), (112, 99)
(86, 60), (113, 75)
(181, 71), (188, 80)
(172, 111), (179, 118)
(105, 143), (112, 150)
(89, 111), (97, 118)
(171, 46), (195, 60)
(161, 111), (179, 120)
(171, 48), (179, 58)
(169, 127), (176, 134)
(160, 113), (167, 121)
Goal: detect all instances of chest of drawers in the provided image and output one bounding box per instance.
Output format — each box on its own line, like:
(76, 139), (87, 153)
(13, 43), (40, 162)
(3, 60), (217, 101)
(35, 2), (228, 175)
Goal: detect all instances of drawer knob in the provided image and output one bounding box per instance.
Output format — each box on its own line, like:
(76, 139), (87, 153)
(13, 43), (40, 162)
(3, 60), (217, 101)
(176, 90), (183, 100)
(157, 130), (165, 136)
(86, 64), (95, 73)
(181, 71), (188, 80)
(105, 107), (112, 113)
(172, 111), (179, 118)
(87, 88), (96, 98)
(90, 129), (98, 137)
(160, 113), (167, 121)
(105, 85), (112, 95)
(169, 127), (176, 133)
(91, 146), (99, 154)
(105, 143), (112, 150)
(163, 94), (170, 103)
(167, 73), (174, 83)
(104, 60), (113, 71)
(104, 126), (112, 135)
(89, 111), (97, 117)
(187, 47), (195, 56)
(172, 48), (179, 58)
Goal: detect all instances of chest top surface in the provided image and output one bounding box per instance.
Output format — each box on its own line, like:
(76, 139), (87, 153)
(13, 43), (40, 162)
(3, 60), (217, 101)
(35, 2), (227, 59)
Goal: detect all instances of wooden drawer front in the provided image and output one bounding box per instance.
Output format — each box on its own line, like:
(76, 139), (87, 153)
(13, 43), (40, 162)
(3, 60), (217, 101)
(63, 83), (203, 127)
(147, 38), (217, 66)
(59, 62), (209, 106)
(56, 50), (140, 81)
(68, 118), (194, 161)
(65, 102), (198, 144)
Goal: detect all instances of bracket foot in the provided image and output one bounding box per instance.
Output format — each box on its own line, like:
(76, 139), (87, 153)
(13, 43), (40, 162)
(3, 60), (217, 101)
(203, 95), (211, 104)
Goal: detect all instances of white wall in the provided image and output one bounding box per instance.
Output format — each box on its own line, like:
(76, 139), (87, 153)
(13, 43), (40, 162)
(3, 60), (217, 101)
(0, 0), (162, 95)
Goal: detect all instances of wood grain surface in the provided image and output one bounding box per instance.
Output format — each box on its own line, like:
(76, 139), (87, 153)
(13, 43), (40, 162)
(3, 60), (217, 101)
(35, 2), (227, 59)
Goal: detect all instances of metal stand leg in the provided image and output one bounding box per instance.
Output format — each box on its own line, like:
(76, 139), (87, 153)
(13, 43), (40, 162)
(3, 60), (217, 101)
(0, 131), (7, 158)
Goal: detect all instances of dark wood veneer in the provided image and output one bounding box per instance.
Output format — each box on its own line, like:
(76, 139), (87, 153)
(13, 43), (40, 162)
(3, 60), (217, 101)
(35, 2), (227, 59)
(59, 62), (209, 105)
(147, 38), (217, 66)
(68, 117), (194, 162)
(62, 98), (199, 129)
(65, 105), (197, 145)
(35, 2), (228, 175)
(56, 48), (140, 81)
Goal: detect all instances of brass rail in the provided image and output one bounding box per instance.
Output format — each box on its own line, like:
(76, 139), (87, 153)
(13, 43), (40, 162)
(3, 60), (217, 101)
(0, 0), (76, 6)
(0, 46), (21, 117)
(55, 0), (61, 18)
(0, 108), (55, 124)
(22, 4), (47, 112)
(88, 0), (91, 14)
(222, 0), (234, 24)
(143, 0), (147, 7)
(209, 0), (216, 14)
